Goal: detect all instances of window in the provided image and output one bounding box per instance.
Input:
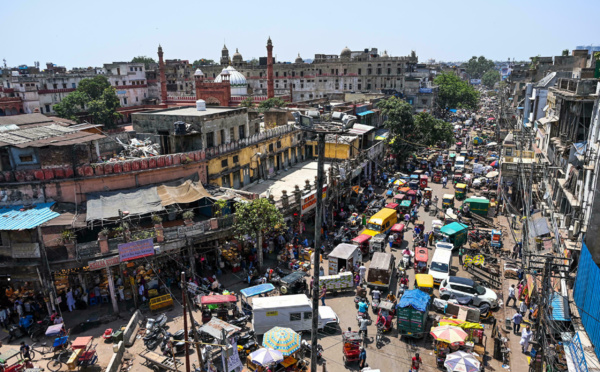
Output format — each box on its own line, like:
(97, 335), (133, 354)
(221, 159), (228, 167)
(239, 125), (245, 139)
(115, 81), (119, 86)
(130, 67), (133, 72)
(123, 97), (128, 105)
(422, 99), (428, 105)
(377, 68), (382, 75)
(290, 313), (301, 322)
(53, 84), (58, 89)
(300, 71), (304, 77)
(275, 71), (279, 77)
(330, 69), (334, 75)
(269, 143), (274, 152)
(72, 83), (76, 89)
(19, 155), (34, 162)
(221, 176), (230, 187)
(304, 312), (312, 320)
(283, 71), (287, 77)
(255, 123), (260, 134)
(230, 127), (235, 141)
(45, 104), (50, 113)
(220, 129), (226, 144)
(277, 141), (282, 149)
(387, 68), (391, 74)
(358, 84), (361, 90)
(233, 155), (239, 163)
(276, 84), (279, 88)
(206, 132), (215, 148)
(367, 68), (372, 75)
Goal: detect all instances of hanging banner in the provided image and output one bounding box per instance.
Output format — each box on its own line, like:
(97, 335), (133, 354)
(89, 256), (120, 271)
(118, 238), (155, 262)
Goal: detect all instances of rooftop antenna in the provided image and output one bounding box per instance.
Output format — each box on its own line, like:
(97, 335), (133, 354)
(2, 59), (6, 69)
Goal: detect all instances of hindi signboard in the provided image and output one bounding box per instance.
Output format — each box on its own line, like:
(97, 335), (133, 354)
(89, 255), (120, 271)
(118, 238), (155, 262)
(301, 185), (328, 215)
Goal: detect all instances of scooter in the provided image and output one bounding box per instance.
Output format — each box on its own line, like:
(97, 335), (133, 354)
(301, 339), (323, 360)
(371, 297), (380, 314)
(145, 313), (167, 335)
(229, 315), (249, 329)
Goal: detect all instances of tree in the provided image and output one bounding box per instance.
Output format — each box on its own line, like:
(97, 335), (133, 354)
(239, 96), (254, 108)
(131, 56), (156, 69)
(482, 70), (501, 89)
(434, 72), (479, 115)
(233, 198), (285, 269)
(413, 112), (455, 149)
(464, 56), (496, 79)
(377, 97), (415, 164)
(562, 49), (569, 56)
(54, 76), (121, 127)
(192, 59), (216, 67)
(258, 97), (286, 112)
(249, 58), (259, 66)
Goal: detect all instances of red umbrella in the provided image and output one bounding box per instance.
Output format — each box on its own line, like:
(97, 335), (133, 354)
(490, 160), (498, 167)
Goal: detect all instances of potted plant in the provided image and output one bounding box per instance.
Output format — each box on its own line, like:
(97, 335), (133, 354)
(60, 230), (76, 259)
(98, 227), (110, 254)
(213, 200), (227, 217)
(152, 214), (164, 242)
(182, 210), (195, 226)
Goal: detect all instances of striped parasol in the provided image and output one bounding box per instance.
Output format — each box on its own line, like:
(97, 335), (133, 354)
(430, 325), (468, 345)
(262, 327), (301, 356)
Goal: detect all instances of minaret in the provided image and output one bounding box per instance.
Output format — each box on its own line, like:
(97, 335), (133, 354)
(158, 45), (167, 104)
(266, 37), (274, 99)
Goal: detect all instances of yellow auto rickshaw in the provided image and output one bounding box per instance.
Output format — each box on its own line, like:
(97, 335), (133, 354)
(455, 183), (467, 200)
(442, 194), (455, 209)
(414, 274), (434, 296)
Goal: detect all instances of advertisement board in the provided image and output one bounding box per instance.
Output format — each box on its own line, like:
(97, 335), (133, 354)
(301, 185), (328, 215)
(118, 238), (155, 262)
(470, 79), (482, 85)
(419, 88), (433, 94)
(89, 255), (120, 271)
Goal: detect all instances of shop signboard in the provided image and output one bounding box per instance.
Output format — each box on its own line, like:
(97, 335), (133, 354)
(301, 185), (328, 215)
(419, 88), (433, 94)
(177, 222), (206, 238)
(118, 238), (155, 262)
(470, 79), (482, 85)
(11, 243), (40, 258)
(89, 255), (120, 271)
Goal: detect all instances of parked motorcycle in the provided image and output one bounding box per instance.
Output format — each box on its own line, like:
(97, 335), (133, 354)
(145, 313), (167, 336)
(301, 339), (323, 360)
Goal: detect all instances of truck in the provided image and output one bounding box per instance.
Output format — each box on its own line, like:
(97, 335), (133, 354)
(366, 252), (395, 289)
(320, 272), (354, 293)
(252, 294), (339, 335)
(396, 289), (431, 338)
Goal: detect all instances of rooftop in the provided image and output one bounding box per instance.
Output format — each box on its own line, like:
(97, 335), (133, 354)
(245, 161), (332, 199)
(143, 106), (244, 117)
(0, 124), (105, 148)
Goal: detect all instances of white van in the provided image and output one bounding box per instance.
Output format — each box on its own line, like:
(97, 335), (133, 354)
(455, 156), (466, 172)
(429, 249), (452, 285)
(252, 294), (339, 334)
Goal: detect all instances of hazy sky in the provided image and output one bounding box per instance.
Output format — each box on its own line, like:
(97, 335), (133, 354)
(3, 0), (599, 68)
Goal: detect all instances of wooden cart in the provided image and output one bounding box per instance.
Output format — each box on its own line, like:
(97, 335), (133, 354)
(139, 349), (184, 371)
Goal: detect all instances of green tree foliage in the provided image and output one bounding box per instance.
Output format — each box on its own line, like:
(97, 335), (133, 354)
(377, 97), (454, 163)
(249, 58), (259, 66)
(239, 96), (254, 108)
(482, 70), (501, 89)
(54, 76), (121, 127)
(434, 72), (479, 114)
(562, 49), (569, 56)
(258, 97), (286, 112)
(233, 198), (285, 268)
(131, 56), (156, 69)
(192, 59), (216, 67)
(464, 56), (496, 79)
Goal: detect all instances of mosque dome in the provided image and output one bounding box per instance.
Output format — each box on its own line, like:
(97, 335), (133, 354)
(381, 50), (389, 58)
(341, 46), (351, 58)
(233, 48), (243, 63)
(214, 66), (248, 95)
(194, 68), (204, 76)
(295, 53), (303, 63)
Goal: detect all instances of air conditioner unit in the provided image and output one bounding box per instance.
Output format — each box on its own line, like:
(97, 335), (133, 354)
(573, 219), (581, 236)
(568, 225), (574, 240)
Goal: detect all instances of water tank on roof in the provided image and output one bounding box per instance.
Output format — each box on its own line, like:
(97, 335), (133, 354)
(196, 99), (206, 111)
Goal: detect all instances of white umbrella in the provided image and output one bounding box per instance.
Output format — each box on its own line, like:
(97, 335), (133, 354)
(486, 171), (499, 178)
(249, 348), (284, 366)
(444, 351), (481, 372)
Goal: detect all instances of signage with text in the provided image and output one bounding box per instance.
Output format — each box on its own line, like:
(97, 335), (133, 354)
(301, 185), (327, 215)
(118, 238), (155, 262)
(89, 255), (120, 271)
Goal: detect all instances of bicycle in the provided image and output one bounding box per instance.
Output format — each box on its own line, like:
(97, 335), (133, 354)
(46, 349), (71, 372)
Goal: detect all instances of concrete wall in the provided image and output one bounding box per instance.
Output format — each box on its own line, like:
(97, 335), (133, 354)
(124, 309), (143, 347)
(105, 341), (124, 372)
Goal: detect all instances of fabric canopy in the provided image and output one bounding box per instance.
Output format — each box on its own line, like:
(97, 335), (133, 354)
(86, 187), (163, 222)
(528, 217), (550, 238)
(157, 180), (213, 206)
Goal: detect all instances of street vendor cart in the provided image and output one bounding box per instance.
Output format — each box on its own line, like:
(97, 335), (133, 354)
(139, 350), (184, 371)
(240, 283), (276, 316)
(328, 243), (363, 274)
(197, 294), (238, 323)
(342, 331), (362, 365)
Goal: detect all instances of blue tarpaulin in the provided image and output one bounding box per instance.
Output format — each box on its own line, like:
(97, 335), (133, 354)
(449, 109), (458, 113)
(240, 283), (275, 298)
(550, 292), (571, 321)
(0, 202), (59, 230)
(396, 289), (430, 312)
(357, 110), (374, 116)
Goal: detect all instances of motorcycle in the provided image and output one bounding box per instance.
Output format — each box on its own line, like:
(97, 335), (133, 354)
(161, 330), (186, 356)
(229, 315), (250, 329)
(354, 296), (369, 309)
(235, 330), (256, 346)
(301, 339), (323, 360)
(144, 329), (165, 351)
(371, 297), (380, 314)
(145, 313), (167, 335)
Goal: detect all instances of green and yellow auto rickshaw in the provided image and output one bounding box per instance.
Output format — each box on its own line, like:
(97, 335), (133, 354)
(442, 194), (455, 209)
(455, 183), (467, 200)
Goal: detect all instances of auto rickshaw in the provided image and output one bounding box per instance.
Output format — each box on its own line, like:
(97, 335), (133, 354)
(433, 170), (442, 183)
(449, 153), (456, 164)
(453, 170), (464, 184)
(406, 190), (417, 206)
(393, 194), (406, 204)
(352, 234), (372, 257)
(385, 203), (399, 213)
(432, 220), (443, 239)
(414, 273), (434, 296)
(398, 186), (410, 194)
(455, 183), (467, 200)
(419, 174), (428, 189)
(409, 180), (420, 190)
(491, 229), (502, 248)
(414, 247), (428, 274)
(399, 200), (412, 215)
(410, 174), (419, 183)
(390, 223), (405, 247)
(442, 194), (455, 209)
(423, 188), (432, 200)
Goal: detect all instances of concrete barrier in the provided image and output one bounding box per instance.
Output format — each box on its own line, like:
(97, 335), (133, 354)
(105, 341), (124, 372)
(124, 309), (143, 347)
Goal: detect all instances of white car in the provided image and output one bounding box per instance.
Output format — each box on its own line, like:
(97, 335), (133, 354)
(439, 276), (498, 309)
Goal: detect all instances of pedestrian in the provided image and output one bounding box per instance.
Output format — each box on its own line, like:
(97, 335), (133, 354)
(319, 286), (326, 306)
(0, 307), (7, 329)
(66, 289), (75, 312)
(359, 264), (367, 284)
(19, 341), (31, 361)
(519, 300), (527, 315)
(428, 231), (434, 246)
(512, 311), (523, 334)
(319, 266), (324, 276)
(358, 346), (367, 369)
(423, 231), (430, 247)
(506, 284), (517, 307)
(354, 273), (360, 287)
(411, 352), (422, 371)
(520, 325), (533, 353)
(442, 176), (448, 188)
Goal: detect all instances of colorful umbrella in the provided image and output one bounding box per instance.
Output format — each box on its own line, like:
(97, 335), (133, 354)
(250, 348), (284, 366)
(393, 179), (406, 186)
(430, 325), (468, 345)
(444, 351), (481, 372)
(262, 327), (301, 356)
(490, 160), (498, 167)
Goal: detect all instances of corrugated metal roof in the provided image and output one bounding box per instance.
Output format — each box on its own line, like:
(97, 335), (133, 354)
(0, 202), (60, 230)
(0, 124), (104, 148)
(550, 292), (571, 321)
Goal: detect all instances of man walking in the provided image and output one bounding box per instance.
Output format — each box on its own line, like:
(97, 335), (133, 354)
(442, 176), (448, 188)
(512, 311), (523, 334)
(359, 264), (367, 284)
(411, 352), (422, 371)
(358, 347), (367, 369)
(506, 284), (517, 307)
(319, 286), (326, 306)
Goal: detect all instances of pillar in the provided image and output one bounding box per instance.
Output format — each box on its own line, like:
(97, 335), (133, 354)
(267, 37), (274, 99)
(106, 266), (119, 314)
(158, 45), (167, 104)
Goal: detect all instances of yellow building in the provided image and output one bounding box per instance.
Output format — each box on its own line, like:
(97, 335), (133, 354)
(207, 125), (304, 187)
(307, 135), (359, 160)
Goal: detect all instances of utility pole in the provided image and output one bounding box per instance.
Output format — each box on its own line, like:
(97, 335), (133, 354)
(181, 272), (191, 372)
(222, 328), (229, 372)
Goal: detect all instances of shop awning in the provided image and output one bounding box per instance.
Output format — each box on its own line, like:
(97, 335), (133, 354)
(156, 180), (213, 206)
(0, 202), (60, 230)
(528, 217), (550, 238)
(374, 129), (390, 141)
(356, 110), (374, 116)
(198, 318), (241, 340)
(200, 294), (237, 305)
(86, 187), (164, 222)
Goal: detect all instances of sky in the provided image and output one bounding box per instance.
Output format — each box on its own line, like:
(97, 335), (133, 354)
(2, 0), (600, 69)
